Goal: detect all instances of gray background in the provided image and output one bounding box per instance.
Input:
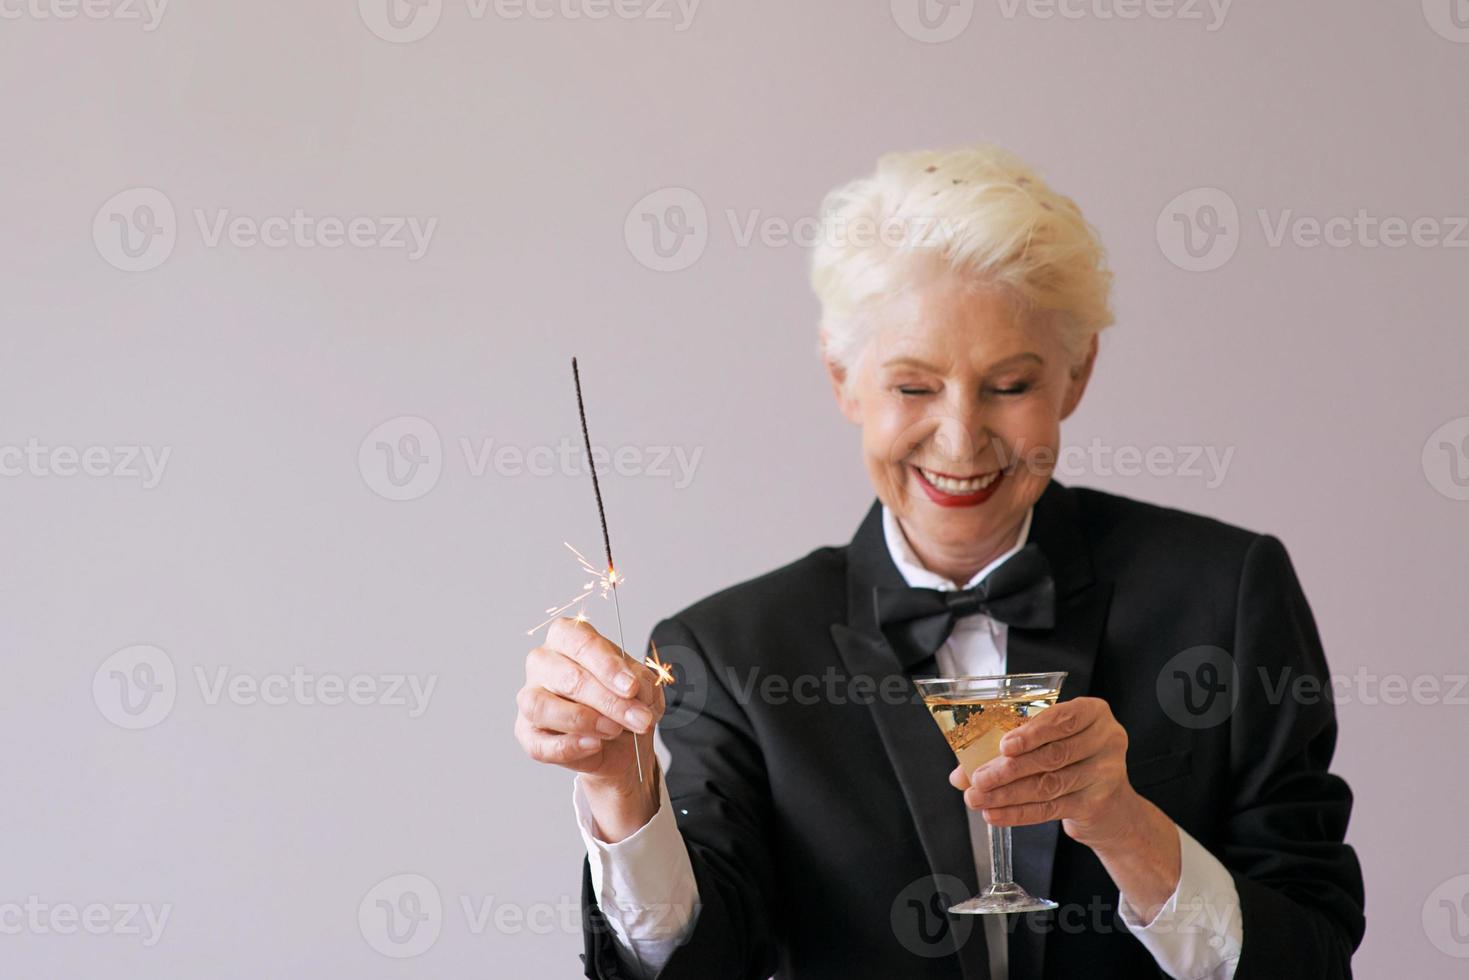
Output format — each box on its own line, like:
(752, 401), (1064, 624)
(3, 0), (1467, 975)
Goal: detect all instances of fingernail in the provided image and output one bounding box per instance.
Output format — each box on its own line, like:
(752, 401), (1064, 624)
(578, 736), (601, 751)
(615, 672), (636, 695)
(627, 706), (654, 731)
(596, 718), (622, 737)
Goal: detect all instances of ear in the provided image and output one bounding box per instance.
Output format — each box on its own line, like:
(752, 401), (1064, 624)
(823, 346), (862, 425)
(1059, 333), (1098, 422)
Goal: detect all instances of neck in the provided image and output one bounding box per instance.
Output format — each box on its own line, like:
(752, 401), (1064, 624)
(899, 517), (1025, 588)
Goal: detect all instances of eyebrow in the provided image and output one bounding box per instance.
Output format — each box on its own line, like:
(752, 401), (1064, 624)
(880, 352), (1044, 372)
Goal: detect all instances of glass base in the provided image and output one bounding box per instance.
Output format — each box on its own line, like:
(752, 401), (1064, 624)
(948, 882), (1058, 916)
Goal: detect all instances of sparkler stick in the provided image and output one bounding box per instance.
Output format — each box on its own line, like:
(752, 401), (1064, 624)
(571, 356), (645, 785)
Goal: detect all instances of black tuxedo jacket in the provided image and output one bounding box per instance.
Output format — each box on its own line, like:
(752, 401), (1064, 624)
(581, 481), (1365, 979)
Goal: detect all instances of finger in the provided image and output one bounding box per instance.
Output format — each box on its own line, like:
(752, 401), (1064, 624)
(547, 617), (646, 699)
(645, 670), (667, 715)
(997, 697), (1104, 756)
(515, 714), (606, 765)
(965, 757), (1098, 810)
(517, 686), (624, 738)
(978, 789), (1088, 828)
(970, 724), (1110, 790)
(526, 647), (655, 734)
(949, 763), (971, 791)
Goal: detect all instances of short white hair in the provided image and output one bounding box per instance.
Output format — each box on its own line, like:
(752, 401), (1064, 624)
(810, 145), (1114, 374)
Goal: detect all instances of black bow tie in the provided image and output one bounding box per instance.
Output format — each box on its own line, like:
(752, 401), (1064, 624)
(874, 542), (1057, 671)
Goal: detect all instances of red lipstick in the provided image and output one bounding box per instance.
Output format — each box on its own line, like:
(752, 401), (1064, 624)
(911, 465), (1005, 508)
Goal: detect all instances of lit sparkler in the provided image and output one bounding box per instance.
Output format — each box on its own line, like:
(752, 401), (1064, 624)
(533, 357), (646, 783)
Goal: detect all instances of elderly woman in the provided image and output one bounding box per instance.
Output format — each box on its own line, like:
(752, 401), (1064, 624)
(515, 146), (1365, 979)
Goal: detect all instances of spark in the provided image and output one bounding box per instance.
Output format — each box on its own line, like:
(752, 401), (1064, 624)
(524, 542), (624, 636)
(643, 640), (675, 688)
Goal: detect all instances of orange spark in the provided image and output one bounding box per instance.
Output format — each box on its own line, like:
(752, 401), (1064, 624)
(643, 640), (675, 687)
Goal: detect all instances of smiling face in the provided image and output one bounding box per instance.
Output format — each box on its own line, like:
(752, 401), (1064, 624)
(828, 259), (1097, 584)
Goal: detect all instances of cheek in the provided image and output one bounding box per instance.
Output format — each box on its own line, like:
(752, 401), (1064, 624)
(859, 400), (931, 466)
(991, 401), (1062, 479)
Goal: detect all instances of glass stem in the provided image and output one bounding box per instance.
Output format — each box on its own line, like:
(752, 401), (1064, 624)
(988, 822), (1013, 887)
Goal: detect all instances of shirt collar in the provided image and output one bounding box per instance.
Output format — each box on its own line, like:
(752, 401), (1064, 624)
(881, 504), (1034, 592)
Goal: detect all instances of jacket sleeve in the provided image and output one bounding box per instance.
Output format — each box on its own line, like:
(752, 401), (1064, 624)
(582, 615), (780, 979)
(1225, 534), (1366, 979)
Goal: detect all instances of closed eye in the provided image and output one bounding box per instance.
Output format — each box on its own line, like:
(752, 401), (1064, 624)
(988, 382), (1031, 396)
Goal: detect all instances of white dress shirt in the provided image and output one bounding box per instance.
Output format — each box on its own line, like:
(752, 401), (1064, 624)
(573, 506), (1243, 979)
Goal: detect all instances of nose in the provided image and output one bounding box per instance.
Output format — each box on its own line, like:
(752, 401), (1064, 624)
(930, 394), (989, 465)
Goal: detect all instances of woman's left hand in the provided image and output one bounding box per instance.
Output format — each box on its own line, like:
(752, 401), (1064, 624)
(948, 695), (1142, 850)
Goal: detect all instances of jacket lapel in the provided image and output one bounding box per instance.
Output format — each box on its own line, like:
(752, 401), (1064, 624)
(833, 481), (1111, 980)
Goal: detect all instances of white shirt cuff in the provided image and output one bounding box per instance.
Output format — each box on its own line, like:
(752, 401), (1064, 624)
(1118, 824), (1244, 980)
(572, 770), (700, 975)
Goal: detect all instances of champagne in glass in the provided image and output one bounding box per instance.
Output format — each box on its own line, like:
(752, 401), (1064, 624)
(915, 672), (1068, 915)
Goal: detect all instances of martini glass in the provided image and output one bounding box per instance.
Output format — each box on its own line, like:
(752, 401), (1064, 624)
(915, 672), (1068, 915)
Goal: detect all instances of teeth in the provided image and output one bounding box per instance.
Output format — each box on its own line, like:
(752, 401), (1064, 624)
(919, 468), (998, 494)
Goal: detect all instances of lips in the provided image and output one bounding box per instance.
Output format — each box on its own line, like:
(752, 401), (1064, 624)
(912, 465), (1005, 507)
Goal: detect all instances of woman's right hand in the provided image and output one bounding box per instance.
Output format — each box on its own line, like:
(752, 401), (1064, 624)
(515, 617), (665, 840)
